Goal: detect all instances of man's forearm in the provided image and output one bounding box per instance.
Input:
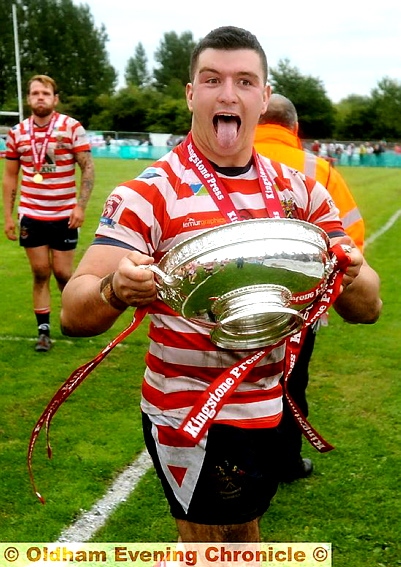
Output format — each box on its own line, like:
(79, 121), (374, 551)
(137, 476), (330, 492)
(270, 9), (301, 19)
(76, 152), (95, 210)
(2, 180), (18, 219)
(60, 274), (124, 337)
(3, 160), (21, 221)
(334, 263), (382, 324)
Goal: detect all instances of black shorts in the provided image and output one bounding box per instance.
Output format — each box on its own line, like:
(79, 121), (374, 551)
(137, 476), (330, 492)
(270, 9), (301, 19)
(142, 413), (281, 525)
(19, 216), (78, 251)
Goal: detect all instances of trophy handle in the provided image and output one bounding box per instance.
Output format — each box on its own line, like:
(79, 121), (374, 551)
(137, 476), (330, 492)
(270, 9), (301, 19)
(137, 264), (182, 289)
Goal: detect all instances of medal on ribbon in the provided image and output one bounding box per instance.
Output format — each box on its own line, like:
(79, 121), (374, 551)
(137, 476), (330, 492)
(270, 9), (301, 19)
(29, 113), (58, 183)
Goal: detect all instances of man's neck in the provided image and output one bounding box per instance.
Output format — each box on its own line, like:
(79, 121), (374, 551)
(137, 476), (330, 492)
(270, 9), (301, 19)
(32, 111), (55, 128)
(210, 158), (253, 176)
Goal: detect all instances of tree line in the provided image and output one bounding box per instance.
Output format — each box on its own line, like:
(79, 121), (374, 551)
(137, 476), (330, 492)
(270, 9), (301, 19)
(1, 0), (401, 142)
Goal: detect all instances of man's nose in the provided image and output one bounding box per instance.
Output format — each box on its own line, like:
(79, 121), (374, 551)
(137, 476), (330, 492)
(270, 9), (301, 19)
(217, 80), (239, 103)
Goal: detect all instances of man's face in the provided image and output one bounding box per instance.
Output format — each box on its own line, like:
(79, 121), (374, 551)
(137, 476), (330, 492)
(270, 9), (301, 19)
(186, 48), (270, 166)
(27, 81), (58, 118)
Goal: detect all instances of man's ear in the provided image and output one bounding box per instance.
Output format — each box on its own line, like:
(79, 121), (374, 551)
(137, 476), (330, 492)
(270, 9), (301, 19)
(186, 83), (194, 112)
(261, 83), (271, 115)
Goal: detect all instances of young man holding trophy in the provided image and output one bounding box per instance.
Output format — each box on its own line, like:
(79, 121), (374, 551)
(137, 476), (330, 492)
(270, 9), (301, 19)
(58, 27), (382, 544)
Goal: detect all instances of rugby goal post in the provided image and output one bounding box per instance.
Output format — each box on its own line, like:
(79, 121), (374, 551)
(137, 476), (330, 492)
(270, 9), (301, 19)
(1, 5), (25, 126)
(1, 5), (24, 134)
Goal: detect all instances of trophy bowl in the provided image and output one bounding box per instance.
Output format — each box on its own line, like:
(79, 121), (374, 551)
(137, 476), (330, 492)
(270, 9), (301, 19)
(143, 218), (333, 349)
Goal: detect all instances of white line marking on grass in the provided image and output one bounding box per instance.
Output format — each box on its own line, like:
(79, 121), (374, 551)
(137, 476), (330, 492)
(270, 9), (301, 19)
(57, 449), (153, 542)
(0, 335), (73, 344)
(55, 208), (401, 542)
(0, 335), (129, 348)
(364, 209), (401, 248)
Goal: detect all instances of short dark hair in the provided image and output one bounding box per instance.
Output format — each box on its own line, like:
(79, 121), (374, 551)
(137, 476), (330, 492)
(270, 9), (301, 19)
(189, 26), (268, 84)
(27, 75), (59, 95)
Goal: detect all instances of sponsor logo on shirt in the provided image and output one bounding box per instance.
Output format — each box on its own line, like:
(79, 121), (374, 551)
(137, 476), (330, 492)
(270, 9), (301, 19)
(183, 217), (224, 229)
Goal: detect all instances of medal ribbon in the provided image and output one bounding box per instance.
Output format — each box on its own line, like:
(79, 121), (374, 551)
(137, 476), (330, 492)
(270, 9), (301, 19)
(28, 307), (149, 503)
(29, 112), (58, 175)
(281, 244), (350, 452)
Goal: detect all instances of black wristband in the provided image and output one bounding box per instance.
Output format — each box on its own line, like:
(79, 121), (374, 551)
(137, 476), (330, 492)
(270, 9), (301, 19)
(99, 272), (128, 311)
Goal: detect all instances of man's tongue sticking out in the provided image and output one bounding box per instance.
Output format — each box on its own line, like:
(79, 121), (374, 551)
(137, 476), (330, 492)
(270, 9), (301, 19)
(215, 116), (239, 149)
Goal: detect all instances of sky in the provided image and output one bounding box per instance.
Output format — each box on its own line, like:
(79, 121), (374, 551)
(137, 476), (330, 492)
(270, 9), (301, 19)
(76, 0), (400, 103)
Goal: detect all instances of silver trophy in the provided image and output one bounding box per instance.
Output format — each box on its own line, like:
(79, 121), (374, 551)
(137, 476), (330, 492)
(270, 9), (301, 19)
(141, 218), (335, 349)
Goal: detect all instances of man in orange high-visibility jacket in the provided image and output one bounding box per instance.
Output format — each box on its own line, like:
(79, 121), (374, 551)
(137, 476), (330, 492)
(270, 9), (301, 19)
(255, 94), (364, 250)
(254, 94), (365, 482)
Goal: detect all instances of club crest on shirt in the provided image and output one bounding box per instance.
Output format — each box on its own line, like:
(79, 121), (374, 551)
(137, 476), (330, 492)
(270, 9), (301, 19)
(99, 194), (123, 228)
(55, 133), (68, 149)
(281, 197), (295, 218)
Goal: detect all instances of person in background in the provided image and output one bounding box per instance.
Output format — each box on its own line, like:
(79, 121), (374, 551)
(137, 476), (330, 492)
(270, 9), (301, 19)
(2, 74), (94, 352)
(311, 139), (320, 155)
(335, 143), (344, 164)
(359, 143), (367, 164)
(346, 142), (355, 165)
(254, 93), (365, 482)
(60, 27), (381, 543)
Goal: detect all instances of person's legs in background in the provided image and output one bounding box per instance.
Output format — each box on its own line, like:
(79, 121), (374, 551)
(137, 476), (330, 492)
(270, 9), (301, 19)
(25, 245), (53, 352)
